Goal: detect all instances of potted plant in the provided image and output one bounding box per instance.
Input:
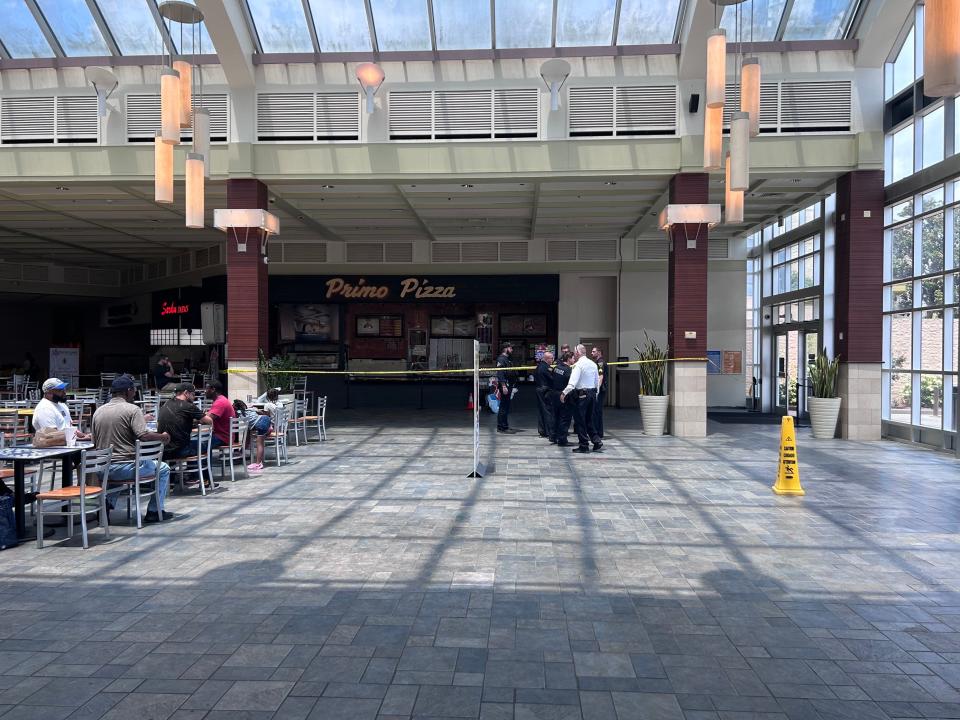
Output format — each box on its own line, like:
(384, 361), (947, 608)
(635, 332), (669, 436)
(258, 351), (301, 405)
(807, 349), (841, 439)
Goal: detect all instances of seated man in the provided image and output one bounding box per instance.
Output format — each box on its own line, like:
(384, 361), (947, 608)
(205, 380), (236, 449)
(33, 377), (90, 440)
(157, 382), (213, 460)
(153, 355), (176, 391)
(92, 375), (173, 523)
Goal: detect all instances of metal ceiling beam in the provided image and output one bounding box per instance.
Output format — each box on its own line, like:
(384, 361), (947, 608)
(611, 0), (624, 45)
(23, 0), (65, 58)
(299, 0), (321, 54)
(427, 0), (438, 53)
(85, 0), (121, 56)
(146, 0), (177, 57)
(551, 0), (559, 47)
(195, 0), (256, 86)
(394, 186), (440, 243)
(364, 0), (380, 54)
(0, 37), (10, 60)
(774, 0), (796, 41)
(238, 0), (265, 54)
(489, 0), (496, 49)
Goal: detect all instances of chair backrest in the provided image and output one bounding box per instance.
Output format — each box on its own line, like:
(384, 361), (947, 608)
(195, 424), (212, 459)
(100, 372), (117, 387)
(0, 409), (27, 446)
(294, 399), (306, 419)
(135, 439), (165, 466)
(79, 447), (112, 487)
(66, 399), (85, 422)
(227, 417), (245, 449)
(273, 407), (289, 437)
(317, 396), (327, 418)
(293, 376), (307, 391)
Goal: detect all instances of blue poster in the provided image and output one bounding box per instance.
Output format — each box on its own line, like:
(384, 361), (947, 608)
(706, 350), (722, 374)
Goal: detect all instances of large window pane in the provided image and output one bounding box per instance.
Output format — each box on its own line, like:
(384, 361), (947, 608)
(891, 223), (913, 279)
(889, 371), (912, 423)
(247, 0), (314, 53)
(922, 276), (944, 306)
(954, 313), (959, 373)
(783, 0), (850, 39)
(556, 0), (616, 46)
(890, 124), (914, 183)
(954, 209), (960, 269)
(495, 0), (551, 48)
(921, 212), (945, 275)
(0, 0), (53, 57)
(921, 310), (944, 370)
(920, 373), (944, 427)
(889, 282), (913, 311)
(36, 0), (110, 56)
(889, 26), (915, 99)
(370, 0), (431, 51)
(890, 312), (912, 370)
(97, 0), (163, 55)
(618, 0), (683, 44)
(721, 0), (788, 42)
(923, 106), (945, 169)
(309, 0), (372, 51)
(433, 0), (491, 49)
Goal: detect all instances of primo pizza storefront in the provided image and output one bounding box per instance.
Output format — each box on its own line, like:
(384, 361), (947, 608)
(267, 274), (559, 409)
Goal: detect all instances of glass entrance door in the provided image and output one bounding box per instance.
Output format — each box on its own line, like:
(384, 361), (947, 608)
(774, 327), (819, 417)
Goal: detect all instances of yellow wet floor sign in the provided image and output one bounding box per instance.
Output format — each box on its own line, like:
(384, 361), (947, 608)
(772, 416), (805, 496)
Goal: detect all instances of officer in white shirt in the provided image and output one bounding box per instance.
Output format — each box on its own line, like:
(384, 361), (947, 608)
(560, 345), (603, 453)
(33, 378), (90, 440)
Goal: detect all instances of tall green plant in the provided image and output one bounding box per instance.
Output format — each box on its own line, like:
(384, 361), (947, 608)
(634, 332), (668, 396)
(257, 350), (301, 393)
(809, 349), (840, 398)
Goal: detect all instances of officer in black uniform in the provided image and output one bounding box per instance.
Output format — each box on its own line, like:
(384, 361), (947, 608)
(591, 346), (607, 438)
(534, 351), (555, 439)
(550, 351), (575, 445)
(495, 343), (516, 433)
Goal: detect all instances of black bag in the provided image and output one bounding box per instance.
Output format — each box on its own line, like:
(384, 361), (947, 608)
(0, 495), (17, 550)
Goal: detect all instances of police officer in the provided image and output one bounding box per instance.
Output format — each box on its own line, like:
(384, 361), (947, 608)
(591, 346), (607, 438)
(560, 344), (602, 453)
(534, 351), (555, 439)
(495, 343), (517, 433)
(550, 351), (575, 446)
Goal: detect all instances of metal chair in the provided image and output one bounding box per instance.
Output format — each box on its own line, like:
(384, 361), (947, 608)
(265, 407), (289, 467)
(100, 372), (118, 388)
(172, 425), (213, 496)
(105, 440), (165, 529)
(0, 408), (31, 447)
(217, 418), (248, 482)
(36, 448), (112, 549)
(302, 396), (328, 441)
(289, 399), (309, 447)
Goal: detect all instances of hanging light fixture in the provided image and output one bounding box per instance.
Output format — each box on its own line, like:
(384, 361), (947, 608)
(185, 153), (205, 228)
(741, 57), (760, 137)
(925, 0), (960, 96)
(160, 67), (180, 144)
(729, 111), (750, 191)
(706, 29), (726, 108)
(356, 62), (385, 113)
(174, 59), (192, 128)
(725, 152), (744, 224)
(704, 105), (723, 170)
(193, 108), (211, 179)
(154, 132), (173, 203)
(540, 59), (572, 112)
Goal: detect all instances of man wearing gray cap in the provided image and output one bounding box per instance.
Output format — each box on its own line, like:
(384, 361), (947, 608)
(33, 378), (90, 440)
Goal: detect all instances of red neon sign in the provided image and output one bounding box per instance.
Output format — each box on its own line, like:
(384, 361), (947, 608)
(160, 301), (191, 317)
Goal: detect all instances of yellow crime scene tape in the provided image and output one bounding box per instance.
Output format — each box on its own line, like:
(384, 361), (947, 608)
(226, 357), (711, 376)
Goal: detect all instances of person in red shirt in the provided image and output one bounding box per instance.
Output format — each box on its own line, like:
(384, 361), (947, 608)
(204, 380), (236, 448)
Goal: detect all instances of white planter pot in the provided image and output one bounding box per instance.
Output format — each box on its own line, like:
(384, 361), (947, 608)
(808, 396), (841, 439)
(639, 394), (669, 436)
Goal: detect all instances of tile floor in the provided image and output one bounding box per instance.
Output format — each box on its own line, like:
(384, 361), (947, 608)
(0, 408), (958, 719)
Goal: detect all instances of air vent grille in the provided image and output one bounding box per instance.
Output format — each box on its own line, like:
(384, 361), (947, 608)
(64, 267), (89, 284)
(283, 243), (328, 263)
(90, 269), (119, 285)
(126, 93), (229, 142)
(494, 89), (540, 137)
(577, 239), (617, 260)
(780, 80), (852, 131)
(384, 242), (413, 263)
(346, 242), (385, 263)
(432, 242), (461, 262)
(55, 96), (99, 142)
(21, 265), (49, 282)
(435, 90), (491, 139)
(256, 91), (359, 141)
(316, 92), (362, 140)
(547, 240), (578, 261)
(461, 242), (499, 262)
(0, 264), (21, 280)
(722, 82), (779, 130)
(569, 86), (677, 137)
(1, 97), (55, 143)
(389, 88), (539, 140)
(708, 239), (729, 259)
(636, 237), (668, 260)
(499, 241), (528, 262)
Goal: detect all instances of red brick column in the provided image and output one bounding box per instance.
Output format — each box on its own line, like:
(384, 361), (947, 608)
(666, 173), (709, 436)
(834, 170), (884, 439)
(225, 179), (269, 400)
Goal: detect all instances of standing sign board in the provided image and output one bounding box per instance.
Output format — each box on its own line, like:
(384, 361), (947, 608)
(49, 347), (79, 387)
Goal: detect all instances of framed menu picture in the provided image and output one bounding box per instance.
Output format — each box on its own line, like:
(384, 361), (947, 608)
(453, 318), (475, 337)
(499, 314), (525, 336)
(722, 350), (743, 374)
(431, 316), (455, 337)
(379, 316), (403, 337)
(357, 317), (380, 336)
(523, 315), (546, 336)
(357, 315), (403, 338)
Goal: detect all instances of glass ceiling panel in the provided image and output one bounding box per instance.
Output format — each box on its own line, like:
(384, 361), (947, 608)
(97, 0), (164, 56)
(782, 0), (851, 39)
(370, 0), (431, 51)
(433, 0), (490, 50)
(153, 1), (213, 54)
(556, 0), (617, 47)
(720, 0), (788, 42)
(0, 0), (53, 57)
(247, 0), (314, 53)
(495, 0), (552, 48)
(617, 0), (682, 44)
(309, 0), (372, 51)
(36, 0), (110, 56)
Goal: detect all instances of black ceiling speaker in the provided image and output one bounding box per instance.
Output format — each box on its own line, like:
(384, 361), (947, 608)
(688, 93), (700, 114)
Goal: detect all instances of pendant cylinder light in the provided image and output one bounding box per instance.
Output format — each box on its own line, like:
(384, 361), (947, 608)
(185, 153), (204, 228)
(924, 0), (960, 96)
(703, 105), (723, 170)
(160, 67), (181, 145)
(173, 59), (192, 128)
(193, 108), (211, 178)
(154, 132), (173, 204)
(741, 57), (761, 137)
(729, 111), (750, 191)
(706, 29), (726, 108)
(725, 153), (744, 224)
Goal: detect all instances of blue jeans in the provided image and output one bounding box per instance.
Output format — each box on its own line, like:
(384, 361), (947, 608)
(108, 460), (170, 514)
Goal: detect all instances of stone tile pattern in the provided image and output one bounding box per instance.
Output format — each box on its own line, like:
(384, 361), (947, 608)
(668, 361), (707, 438)
(0, 407), (958, 720)
(838, 362), (882, 441)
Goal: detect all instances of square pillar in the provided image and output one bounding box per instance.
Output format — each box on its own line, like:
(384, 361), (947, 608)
(226, 179), (269, 401)
(667, 173), (709, 438)
(834, 171), (884, 440)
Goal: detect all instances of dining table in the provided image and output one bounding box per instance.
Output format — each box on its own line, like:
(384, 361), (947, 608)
(0, 442), (93, 541)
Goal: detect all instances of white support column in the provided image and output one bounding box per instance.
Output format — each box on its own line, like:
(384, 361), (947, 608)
(228, 360), (259, 404)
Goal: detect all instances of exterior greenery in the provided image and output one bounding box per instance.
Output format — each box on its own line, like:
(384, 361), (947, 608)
(258, 350), (301, 392)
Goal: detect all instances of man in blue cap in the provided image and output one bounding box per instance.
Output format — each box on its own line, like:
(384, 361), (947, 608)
(92, 375), (173, 523)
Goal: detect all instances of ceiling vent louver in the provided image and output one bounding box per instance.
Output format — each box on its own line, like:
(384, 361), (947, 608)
(389, 91), (433, 139)
(21, 265), (49, 282)
(315, 92), (361, 140)
(435, 90), (492, 139)
(494, 89), (539, 139)
(708, 239), (730, 259)
(55, 96), (99, 143)
(547, 240), (578, 261)
(384, 243), (414, 263)
(570, 86), (677, 138)
(577, 239), (618, 260)
(126, 93), (228, 142)
(346, 242), (385, 263)
(431, 242), (461, 262)
(390, 89), (539, 141)
(499, 241), (528, 262)
(1, 97), (55, 144)
(780, 80), (851, 132)
(723, 82), (779, 132)
(283, 243), (328, 263)
(461, 241), (499, 262)
(635, 237), (669, 260)
(257, 92), (314, 141)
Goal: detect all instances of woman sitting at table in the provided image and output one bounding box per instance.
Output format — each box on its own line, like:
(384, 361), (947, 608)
(33, 378), (90, 441)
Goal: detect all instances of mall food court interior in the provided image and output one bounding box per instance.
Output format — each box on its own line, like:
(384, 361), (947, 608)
(0, 0), (958, 717)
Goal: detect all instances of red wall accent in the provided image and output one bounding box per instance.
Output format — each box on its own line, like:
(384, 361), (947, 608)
(667, 173), (709, 358)
(226, 179), (269, 362)
(835, 170), (884, 364)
